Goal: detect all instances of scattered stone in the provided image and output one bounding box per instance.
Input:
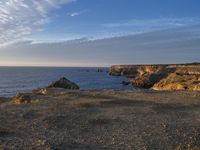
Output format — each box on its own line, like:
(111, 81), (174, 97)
(33, 88), (49, 95)
(12, 93), (31, 104)
(1, 90), (200, 149)
(48, 77), (80, 90)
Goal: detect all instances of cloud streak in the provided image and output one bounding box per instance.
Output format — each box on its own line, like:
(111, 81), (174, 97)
(0, 0), (76, 45)
(1, 25), (200, 66)
(67, 10), (89, 17)
(103, 18), (200, 30)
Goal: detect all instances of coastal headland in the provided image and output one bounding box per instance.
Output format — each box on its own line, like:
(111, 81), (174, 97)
(0, 64), (200, 149)
(110, 63), (200, 91)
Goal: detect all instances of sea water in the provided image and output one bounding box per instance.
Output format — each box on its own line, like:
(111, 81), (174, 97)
(0, 67), (132, 97)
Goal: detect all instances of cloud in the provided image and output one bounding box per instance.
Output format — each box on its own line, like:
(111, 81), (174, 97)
(103, 18), (200, 30)
(1, 25), (200, 66)
(67, 10), (89, 17)
(67, 12), (80, 17)
(0, 0), (76, 45)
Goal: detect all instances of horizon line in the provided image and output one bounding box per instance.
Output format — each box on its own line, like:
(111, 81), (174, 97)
(0, 62), (199, 68)
(0, 65), (110, 68)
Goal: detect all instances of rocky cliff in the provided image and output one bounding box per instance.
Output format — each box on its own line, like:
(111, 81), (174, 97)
(110, 63), (200, 91)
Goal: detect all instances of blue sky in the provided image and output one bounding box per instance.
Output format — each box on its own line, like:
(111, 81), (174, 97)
(31, 0), (200, 41)
(0, 0), (200, 66)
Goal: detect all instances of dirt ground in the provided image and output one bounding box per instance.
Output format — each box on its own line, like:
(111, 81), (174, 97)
(0, 89), (200, 150)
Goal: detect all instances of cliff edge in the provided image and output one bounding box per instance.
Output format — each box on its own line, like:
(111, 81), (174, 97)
(109, 63), (200, 91)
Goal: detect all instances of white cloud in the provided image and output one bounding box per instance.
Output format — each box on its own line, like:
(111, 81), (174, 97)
(68, 12), (80, 17)
(103, 18), (200, 29)
(67, 10), (88, 17)
(0, 0), (76, 45)
(1, 25), (200, 66)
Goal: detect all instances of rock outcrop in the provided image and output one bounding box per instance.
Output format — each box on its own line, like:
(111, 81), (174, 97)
(48, 77), (80, 90)
(152, 68), (200, 91)
(110, 63), (200, 91)
(33, 88), (49, 95)
(12, 93), (31, 104)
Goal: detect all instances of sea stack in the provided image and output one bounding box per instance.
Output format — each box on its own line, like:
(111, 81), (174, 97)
(48, 77), (80, 90)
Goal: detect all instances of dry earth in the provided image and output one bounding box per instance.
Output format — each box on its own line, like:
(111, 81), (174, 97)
(0, 88), (200, 150)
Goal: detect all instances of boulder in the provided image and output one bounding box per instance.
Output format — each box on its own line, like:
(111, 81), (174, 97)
(120, 81), (130, 86)
(12, 93), (31, 104)
(48, 77), (80, 90)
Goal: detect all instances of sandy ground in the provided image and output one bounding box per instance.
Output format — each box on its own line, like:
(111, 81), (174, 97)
(0, 89), (200, 150)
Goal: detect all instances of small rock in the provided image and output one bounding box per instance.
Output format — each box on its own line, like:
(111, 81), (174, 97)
(97, 68), (103, 72)
(12, 93), (31, 104)
(33, 88), (49, 95)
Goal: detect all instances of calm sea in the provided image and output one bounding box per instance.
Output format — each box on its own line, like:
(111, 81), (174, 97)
(0, 67), (132, 97)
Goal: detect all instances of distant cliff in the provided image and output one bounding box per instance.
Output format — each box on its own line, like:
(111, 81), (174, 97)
(109, 63), (200, 91)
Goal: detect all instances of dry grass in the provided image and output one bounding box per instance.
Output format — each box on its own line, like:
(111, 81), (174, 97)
(0, 89), (200, 149)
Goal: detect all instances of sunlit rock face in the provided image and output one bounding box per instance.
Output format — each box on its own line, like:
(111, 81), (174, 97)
(110, 63), (200, 91)
(153, 67), (200, 91)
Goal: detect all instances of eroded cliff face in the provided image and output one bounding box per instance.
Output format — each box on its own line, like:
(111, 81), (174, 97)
(153, 66), (200, 91)
(110, 64), (200, 91)
(109, 65), (166, 77)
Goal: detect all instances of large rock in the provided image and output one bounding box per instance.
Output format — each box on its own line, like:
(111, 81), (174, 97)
(48, 77), (80, 90)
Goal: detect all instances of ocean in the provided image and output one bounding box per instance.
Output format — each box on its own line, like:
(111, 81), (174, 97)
(0, 67), (132, 97)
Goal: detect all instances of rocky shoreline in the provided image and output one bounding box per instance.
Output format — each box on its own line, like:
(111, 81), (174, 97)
(109, 63), (200, 91)
(0, 77), (200, 149)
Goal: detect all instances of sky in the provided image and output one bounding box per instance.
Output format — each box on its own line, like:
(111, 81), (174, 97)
(0, 0), (200, 67)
